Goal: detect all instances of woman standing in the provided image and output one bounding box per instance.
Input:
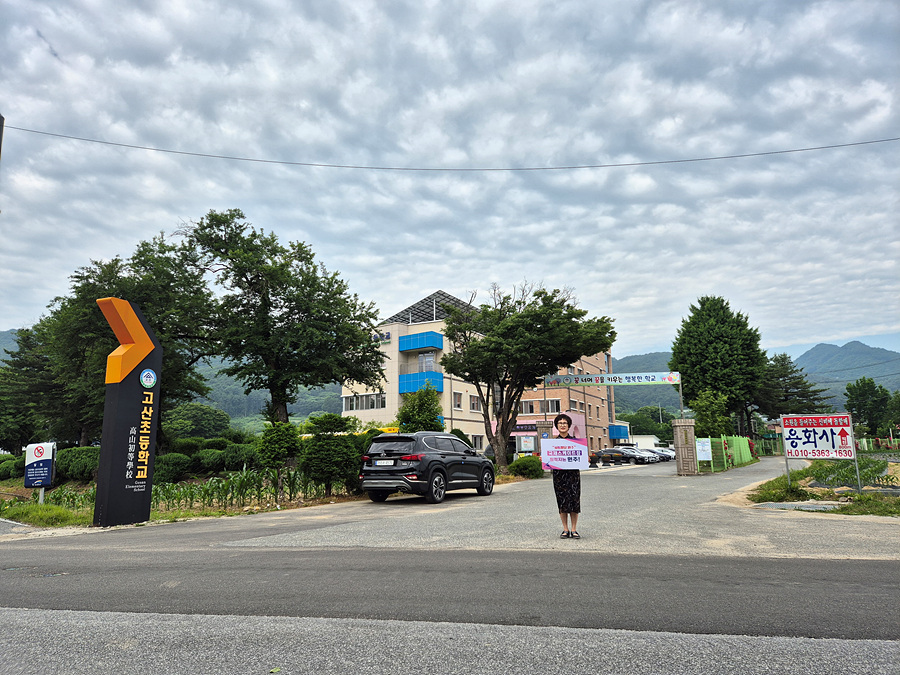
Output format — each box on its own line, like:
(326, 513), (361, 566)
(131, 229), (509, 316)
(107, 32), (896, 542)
(551, 413), (581, 539)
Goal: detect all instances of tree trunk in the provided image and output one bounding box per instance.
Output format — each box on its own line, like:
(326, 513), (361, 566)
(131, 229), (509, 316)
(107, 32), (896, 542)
(491, 434), (509, 474)
(270, 394), (290, 424)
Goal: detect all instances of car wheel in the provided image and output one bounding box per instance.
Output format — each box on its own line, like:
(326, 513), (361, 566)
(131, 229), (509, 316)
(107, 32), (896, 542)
(424, 471), (447, 503)
(629, 458), (637, 465)
(367, 491), (390, 502)
(476, 468), (494, 496)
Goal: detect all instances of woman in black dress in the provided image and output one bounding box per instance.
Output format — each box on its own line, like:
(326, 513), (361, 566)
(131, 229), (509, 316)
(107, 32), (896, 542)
(552, 413), (581, 539)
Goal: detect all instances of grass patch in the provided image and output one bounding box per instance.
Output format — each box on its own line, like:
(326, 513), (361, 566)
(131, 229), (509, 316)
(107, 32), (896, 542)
(747, 467), (817, 503)
(2, 503), (93, 527)
(831, 493), (900, 517)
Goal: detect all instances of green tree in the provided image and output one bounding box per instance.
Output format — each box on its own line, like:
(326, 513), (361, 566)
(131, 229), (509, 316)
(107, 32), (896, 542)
(186, 209), (385, 424)
(396, 382), (444, 433)
(845, 377), (891, 435)
(1, 236), (214, 447)
(690, 389), (734, 438)
(257, 422), (301, 500)
(298, 413), (358, 497)
(616, 406), (675, 439)
(0, 329), (51, 453)
(668, 296), (766, 435)
(881, 390), (900, 438)
(164, 403), (231, 439)
(756, 353), (832, 418)
(441, 283), (615, 473)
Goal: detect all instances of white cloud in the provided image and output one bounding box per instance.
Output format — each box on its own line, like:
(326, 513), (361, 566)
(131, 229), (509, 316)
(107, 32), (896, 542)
(0, 0), (897, 359)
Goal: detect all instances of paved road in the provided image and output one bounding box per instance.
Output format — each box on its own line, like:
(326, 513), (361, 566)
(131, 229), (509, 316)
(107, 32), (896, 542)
(1, 457), (897, 674)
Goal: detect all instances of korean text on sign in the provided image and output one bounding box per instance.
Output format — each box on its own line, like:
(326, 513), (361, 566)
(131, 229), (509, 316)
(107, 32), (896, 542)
(780, 414), (855, 460)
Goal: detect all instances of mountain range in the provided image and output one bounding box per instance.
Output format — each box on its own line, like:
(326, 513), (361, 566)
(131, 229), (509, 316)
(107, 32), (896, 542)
(612, 341), (900, 414)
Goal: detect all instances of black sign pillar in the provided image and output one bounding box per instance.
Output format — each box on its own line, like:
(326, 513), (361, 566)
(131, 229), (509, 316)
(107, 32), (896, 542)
(93, 298), (163, 527)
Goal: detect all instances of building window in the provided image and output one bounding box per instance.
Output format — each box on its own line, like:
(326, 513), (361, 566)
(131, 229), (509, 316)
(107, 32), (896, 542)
(342, 393), (386, 412)
(472, 435), (484, 450)
(567, 366), (575, 375)
(588, 404), (592, 418)
(470, 395), (481, 412)
(418, 351), (436, 372)
(540, 399), (561, 414)
(453, 392), (462, 409)
(519, 400), (535, 414)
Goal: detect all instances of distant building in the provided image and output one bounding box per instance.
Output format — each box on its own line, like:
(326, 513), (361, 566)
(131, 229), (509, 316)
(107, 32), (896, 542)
(341, 290), (618, 453)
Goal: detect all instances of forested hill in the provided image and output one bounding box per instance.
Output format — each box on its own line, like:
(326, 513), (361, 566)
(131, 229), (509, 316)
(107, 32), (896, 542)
(611, 342), (900, 414)
(795, 341), (900, 409)
(610, 352), (680, 413)
(0, 329), (18, 356)
(193, 359), (341, 419)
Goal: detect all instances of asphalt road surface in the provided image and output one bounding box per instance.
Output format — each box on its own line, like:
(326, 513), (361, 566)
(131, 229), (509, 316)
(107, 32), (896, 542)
(1, 457), (897, 674)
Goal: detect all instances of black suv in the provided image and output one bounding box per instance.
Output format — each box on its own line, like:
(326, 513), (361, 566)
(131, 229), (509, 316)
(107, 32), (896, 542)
(359, 431), (495, 503)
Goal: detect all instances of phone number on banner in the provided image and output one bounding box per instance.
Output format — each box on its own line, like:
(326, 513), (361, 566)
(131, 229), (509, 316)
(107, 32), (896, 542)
(785, 447), (854, 459)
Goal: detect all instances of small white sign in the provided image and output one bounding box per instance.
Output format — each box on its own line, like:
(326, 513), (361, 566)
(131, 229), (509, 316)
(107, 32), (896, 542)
(696, 437), (713, 461)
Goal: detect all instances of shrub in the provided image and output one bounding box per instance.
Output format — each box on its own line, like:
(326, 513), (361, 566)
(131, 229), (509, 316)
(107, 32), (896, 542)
(223, 444), (261, 471)
(0, 453), (14, 464)
(154, 453), (192, 484)
(9, 455), (25, 478)
(193, 448), (226, 474)
(508, 455), (545, 479)
(298, 434), (359, 497)
(258, 423), (301, 470)
(55, 447), (101, 482)
(171, 437), (204, 457)
(202, 437), (229, 451)
(0, 460), (15, 480)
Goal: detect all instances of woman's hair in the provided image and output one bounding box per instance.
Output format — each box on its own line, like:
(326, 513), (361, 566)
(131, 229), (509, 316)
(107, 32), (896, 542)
(553, 413), (572, 429)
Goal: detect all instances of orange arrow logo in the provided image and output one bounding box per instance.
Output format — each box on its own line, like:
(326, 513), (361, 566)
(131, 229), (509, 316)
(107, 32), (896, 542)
(97, 298), (156, 384)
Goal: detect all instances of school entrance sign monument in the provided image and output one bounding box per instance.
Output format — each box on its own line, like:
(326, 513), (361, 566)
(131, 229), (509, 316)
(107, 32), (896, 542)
(93, 298), (163, 527)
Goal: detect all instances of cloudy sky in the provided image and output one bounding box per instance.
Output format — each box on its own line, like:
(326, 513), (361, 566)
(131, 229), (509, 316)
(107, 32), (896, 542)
(1, 0), (897, 358)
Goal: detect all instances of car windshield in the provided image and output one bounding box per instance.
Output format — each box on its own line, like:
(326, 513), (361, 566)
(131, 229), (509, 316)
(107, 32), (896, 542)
(368, 438), (416, 456)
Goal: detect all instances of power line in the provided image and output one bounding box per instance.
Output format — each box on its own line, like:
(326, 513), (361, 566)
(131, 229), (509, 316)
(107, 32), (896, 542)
(6, 125), (899, 172)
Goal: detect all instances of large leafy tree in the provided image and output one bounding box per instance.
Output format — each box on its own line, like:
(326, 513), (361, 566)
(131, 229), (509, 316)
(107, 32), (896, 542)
(668, 296), (766, 434)
(1, 236), (214, 447)
(186, 209), (385, 424)
(845, 377), (891, 434)
(756, 353), (832, 418)
(441, 283), (615, 473)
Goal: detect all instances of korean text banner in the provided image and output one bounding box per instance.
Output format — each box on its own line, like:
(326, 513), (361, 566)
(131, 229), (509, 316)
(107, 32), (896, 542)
(540, 437), (589, 470)
(544, 372), (680, 387)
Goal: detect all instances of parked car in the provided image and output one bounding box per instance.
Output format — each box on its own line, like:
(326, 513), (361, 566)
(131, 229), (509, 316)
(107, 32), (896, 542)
(596, 447), (630, 465)
(616, 445), (659, 464)
(359, 431), (495, 504)
(646, 448), (675, 461)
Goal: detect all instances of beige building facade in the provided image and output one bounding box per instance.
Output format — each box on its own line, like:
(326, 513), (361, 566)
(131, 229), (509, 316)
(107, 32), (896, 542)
(341, 290), (618, 453)
(341, 291), (490, 449)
